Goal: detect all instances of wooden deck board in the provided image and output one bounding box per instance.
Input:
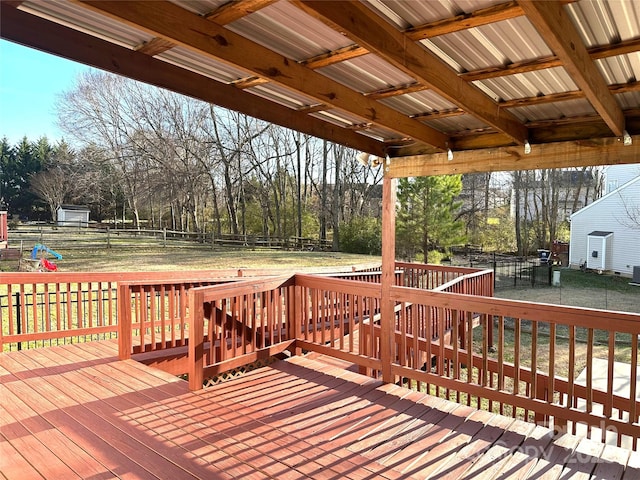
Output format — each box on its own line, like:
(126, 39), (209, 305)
(1, 340), (637, 479)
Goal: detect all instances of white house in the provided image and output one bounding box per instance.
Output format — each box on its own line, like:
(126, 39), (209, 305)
(569, 165), (640, 276)
(57, 205), (90, 227)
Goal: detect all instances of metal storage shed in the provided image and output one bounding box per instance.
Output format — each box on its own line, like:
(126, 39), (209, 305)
(57, 205), (90, 227)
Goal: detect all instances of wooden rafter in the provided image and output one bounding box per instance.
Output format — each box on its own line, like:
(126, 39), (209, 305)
(387, 135), (640, 178)
(299, 0), (528, 145)
(518, 0), (625, 136)
(204, 0), (277, 25)
(76, 0), (450, 151)
(0, 3), (388, 156)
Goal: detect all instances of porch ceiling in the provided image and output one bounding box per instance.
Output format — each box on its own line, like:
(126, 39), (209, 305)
(2, 1), (640, 173)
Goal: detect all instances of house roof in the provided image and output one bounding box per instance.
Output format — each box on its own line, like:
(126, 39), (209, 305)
(570, 175), (640, 219)
(588, 231), (614, 237)
(3, 0), (640, 176)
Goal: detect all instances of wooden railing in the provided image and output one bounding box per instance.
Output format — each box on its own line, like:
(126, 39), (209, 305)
(0, 265), (377, 352)
(0, 271), (244, 351)
(187, 276), (297, 390)
(388, 286), (640, 449)
(5, 262), (640, 449)
(395, 262), (488, 290)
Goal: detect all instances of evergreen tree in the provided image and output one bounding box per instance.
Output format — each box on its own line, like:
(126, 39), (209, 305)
(396, 175), (466, 261)
(0, 136), (15, 208)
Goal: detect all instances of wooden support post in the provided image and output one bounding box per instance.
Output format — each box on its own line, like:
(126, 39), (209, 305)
(380, 175), (396, 384)
(188, 289), (205, 391)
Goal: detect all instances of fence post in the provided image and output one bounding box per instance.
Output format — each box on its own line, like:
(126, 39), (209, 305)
(188, 289), (205, 391)
(117, 283), (132, 360)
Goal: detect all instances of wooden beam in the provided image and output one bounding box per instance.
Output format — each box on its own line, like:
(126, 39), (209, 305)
(75, 0), (450, 151)
(461, 35), (640, 82)
(296, 104), (328, 114)
(301, 44), (368, 69)
(412, 108), (466, 120)
(300, 1), (529, 146)
(387, 136), (640, 177)
(135, 37), (175, 56)
(518, 1), (625, 136)
(204, 0), (277, 25)
(365, 83), (428, 100)
(0, 3), (388, 156)
(230, 76), (270, 89)
(405, 1), (524, 41)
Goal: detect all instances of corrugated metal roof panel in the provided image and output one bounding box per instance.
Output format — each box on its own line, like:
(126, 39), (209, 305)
(227, 2), (351, 61)
(364, 0), (504, 29)
(421, 115), (489, 134)
(596, 56), (639, 85)
(567, 0), (640, 47)
(476, 68), (579, 101)
(247, 83), (323, 109)
(318, 54), (416, 94)
(168, 0), (227, 16)
(21, 0), (149, 48)
(422, 17), (553, 73)
(308, 111), (405, 142)
(616, 91), (640, 110)
(511, 99), (596, 123)
(378, 90), (458, 116)
(158, 46), (254, 83)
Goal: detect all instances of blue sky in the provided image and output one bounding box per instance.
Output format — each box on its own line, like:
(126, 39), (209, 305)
(0, 40), (90, 146)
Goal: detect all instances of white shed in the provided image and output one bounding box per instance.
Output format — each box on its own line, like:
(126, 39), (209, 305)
(57, 205), (90, 227)
(569, 176), (640, 276)
(586, 231), (613, 271)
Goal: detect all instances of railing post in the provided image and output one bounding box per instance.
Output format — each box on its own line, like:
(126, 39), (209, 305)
(117, 283), (132, 360)
(292, 281), (302, 356)
(188, 289), (205, 391)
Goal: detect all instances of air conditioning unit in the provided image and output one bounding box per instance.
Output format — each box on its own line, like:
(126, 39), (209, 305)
(633, 266), (640, 284)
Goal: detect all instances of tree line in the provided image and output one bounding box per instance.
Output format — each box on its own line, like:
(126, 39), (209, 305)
(1, 70), (605, 259)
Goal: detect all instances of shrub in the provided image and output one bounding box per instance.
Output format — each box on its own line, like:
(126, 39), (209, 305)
(339, 217), (381, 255)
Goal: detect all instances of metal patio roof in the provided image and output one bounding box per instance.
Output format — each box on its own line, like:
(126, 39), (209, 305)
(2, 0), (640, 173)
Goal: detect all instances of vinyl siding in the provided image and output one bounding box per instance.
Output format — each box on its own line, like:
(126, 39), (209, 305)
(569, 177), (640, 276)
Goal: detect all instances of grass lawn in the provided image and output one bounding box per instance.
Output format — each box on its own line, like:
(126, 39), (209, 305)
(2, 245), (381, 273)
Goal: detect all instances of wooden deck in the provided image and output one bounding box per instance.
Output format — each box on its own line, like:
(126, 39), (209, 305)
(2, 342), (639, 480)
